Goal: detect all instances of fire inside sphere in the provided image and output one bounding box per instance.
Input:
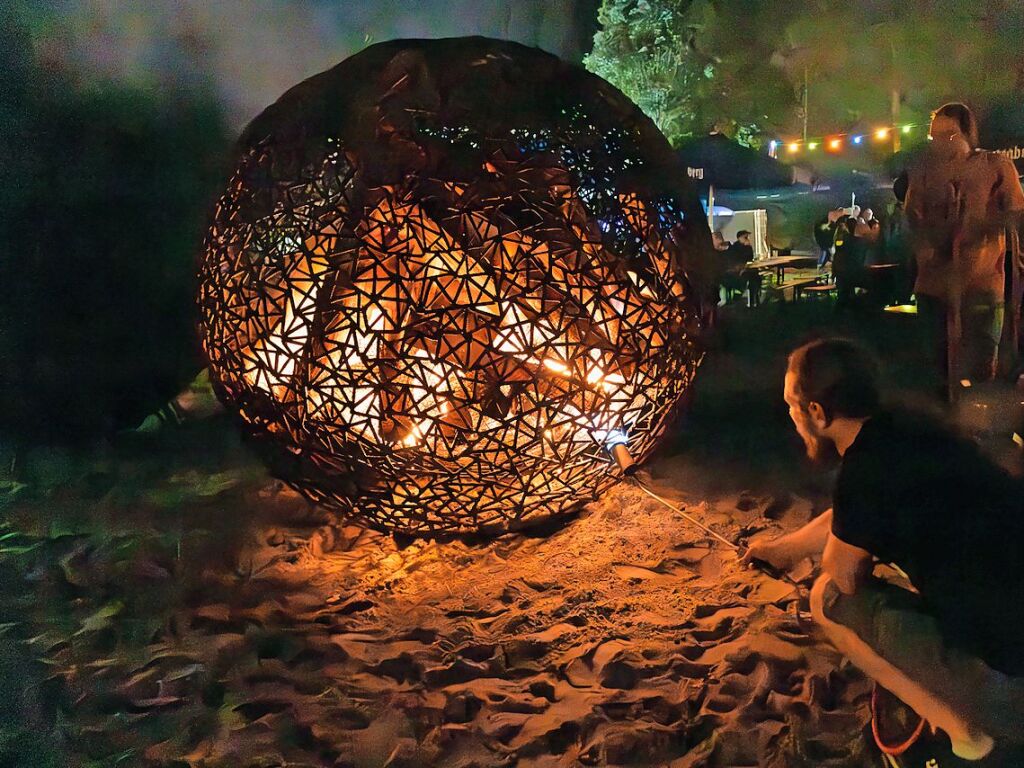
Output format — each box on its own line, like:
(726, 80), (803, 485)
(199, 37), (709, 535)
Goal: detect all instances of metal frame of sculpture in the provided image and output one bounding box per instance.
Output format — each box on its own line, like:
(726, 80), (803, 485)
(198, 37), (709, 535)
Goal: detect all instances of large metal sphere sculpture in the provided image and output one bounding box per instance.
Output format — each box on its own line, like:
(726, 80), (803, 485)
(199, 37), (709, 535)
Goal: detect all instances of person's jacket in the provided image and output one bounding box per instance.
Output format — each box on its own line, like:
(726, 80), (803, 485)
(814, 217), (837, 250)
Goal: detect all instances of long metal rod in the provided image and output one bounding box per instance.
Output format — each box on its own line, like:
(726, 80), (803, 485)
(626, 472), (806, 631)
(631, 479), (740, 551)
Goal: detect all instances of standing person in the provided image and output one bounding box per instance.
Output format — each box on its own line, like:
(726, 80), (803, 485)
(857, 207), (880, 239)
(1005, 216), (1024, 382)
(855, 207), (882, 259)
(814, 208), (845, 269)
(744, 338), (1024, 762)
(832, 215), (866, 309)
(885, 204), (914, 303)
(855, 207), (892, 300)
(904, 102), (1024, 387)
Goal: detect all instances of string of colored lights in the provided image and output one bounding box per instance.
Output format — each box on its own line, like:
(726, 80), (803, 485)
(767, 121), (928, 156)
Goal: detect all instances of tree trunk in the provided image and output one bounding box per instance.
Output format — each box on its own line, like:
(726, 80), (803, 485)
(891, 88), (901, 154)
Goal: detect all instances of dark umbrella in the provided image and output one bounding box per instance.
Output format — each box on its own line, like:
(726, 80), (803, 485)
(676, 133), (792, 191)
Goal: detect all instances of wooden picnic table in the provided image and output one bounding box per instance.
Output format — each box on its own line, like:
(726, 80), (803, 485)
(745, 255), (819, 283)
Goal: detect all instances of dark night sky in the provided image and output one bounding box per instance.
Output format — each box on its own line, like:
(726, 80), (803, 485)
(0, 0), (601, 440)
(19, 0), (600, 129)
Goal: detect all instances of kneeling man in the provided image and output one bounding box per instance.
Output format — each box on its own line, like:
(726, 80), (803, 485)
(745, 338), (1024, 760)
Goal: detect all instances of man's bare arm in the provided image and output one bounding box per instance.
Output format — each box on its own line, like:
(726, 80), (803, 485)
(822, 533), (873, 594)
(741, 508), (833, 570)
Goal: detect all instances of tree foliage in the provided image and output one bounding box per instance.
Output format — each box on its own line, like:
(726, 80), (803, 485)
(777, 0), (1023, 135)
(586, 0), (1024, 148)
(585, 0), (798, 147)
(584, 0), (705, 146)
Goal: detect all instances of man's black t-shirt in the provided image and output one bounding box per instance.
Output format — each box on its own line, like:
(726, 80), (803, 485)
(832, 410), (1024, 676)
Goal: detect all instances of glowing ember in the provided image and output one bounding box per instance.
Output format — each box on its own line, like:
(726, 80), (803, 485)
(198, 38), (707, 534)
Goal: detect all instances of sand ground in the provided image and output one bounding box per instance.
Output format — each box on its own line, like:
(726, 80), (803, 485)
(2, 300), (1021, 767)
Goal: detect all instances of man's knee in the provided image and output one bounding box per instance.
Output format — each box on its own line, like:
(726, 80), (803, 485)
(810, 574), (874, 656)
(810, 574), (838, 626)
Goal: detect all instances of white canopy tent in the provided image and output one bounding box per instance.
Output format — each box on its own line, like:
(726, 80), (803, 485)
(710, 208), (770, 260)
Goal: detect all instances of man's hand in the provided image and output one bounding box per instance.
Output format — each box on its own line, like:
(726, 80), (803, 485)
(740, 538), (800, 571)
(739, 510), (832, 572)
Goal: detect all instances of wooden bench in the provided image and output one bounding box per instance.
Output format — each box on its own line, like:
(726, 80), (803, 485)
(781, 277), (823, 302)
(795, 282), (837, 301)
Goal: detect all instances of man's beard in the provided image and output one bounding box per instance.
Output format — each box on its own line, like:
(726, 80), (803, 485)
(804, 433), (825, 462)
(797, 424), (836, 464)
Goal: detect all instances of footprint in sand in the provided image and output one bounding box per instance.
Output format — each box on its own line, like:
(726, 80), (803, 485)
(371, 653), (423, 683)
(442, 690), (483, 723)
(671, 545), (714, 566)
(423, 658), (490, 688)
(694, 603), (752, 620)
(334, 597), (375, 616)
(600, 659), (640, 689)
(528, 680), (556, 701)
(691, 615), (737, 642)
(611, 563), (680, 584)
(561, 639), (629, 688)
(503, 638), (546, 667)
(745, 576), (800, 605)
(527, 622), (578, 645)
(457, 643), (497, 663)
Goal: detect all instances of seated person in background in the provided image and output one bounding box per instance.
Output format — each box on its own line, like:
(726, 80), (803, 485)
(713, 230), (732, 307)
(727, 229), (754, 262)
(721, 230), (762, 307)
(745, 338), (1024, 762)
